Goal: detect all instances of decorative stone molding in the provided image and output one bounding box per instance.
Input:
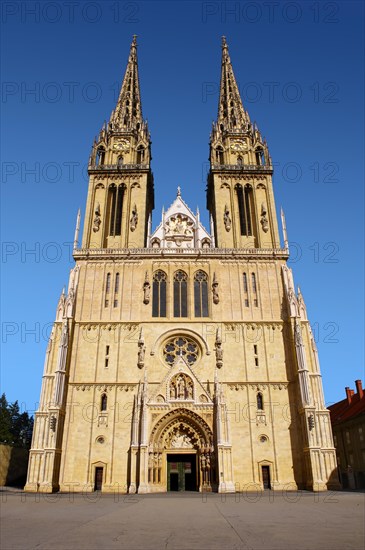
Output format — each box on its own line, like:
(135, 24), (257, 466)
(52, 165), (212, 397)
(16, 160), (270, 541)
(227, 382), (288, 391)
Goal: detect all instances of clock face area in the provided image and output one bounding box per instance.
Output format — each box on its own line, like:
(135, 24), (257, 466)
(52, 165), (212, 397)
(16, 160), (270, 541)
(230, 140), (247, 152)
(113, 138), (130, 152)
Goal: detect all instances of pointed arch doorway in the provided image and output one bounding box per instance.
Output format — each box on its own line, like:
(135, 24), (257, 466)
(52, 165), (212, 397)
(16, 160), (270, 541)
(148, 408), (215, 493)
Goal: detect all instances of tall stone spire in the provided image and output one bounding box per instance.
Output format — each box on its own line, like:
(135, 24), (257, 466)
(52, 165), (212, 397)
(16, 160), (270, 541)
(109, 35), (143, 132)
(217, 36), (249, 133)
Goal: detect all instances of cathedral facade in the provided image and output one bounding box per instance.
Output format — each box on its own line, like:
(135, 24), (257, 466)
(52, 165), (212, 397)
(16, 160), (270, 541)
(25, 37), (339, 493)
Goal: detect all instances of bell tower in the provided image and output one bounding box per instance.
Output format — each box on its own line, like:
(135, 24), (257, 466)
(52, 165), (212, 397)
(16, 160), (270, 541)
(82, 35), (154, 249)
(207, 37), (280, 249)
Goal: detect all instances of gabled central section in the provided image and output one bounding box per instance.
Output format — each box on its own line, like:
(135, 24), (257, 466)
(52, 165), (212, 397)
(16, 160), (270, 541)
(149, 188), (211, 249)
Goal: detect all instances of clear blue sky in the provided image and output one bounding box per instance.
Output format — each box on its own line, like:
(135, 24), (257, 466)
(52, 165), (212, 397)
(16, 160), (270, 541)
(1, 1), (364, 414)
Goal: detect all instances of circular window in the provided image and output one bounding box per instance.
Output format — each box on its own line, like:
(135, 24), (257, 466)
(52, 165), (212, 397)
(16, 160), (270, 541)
(96, 436), (105, 444)
(259, 435), (268, 444)
(163, 336), (199, 366)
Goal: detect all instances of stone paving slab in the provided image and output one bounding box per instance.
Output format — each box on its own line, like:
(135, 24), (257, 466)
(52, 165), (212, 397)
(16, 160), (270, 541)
(1, 490), (364, 550)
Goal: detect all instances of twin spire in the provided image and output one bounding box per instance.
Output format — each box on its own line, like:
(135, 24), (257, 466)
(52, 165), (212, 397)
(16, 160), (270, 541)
(109, 35), (249, 135)
(218, 36), (250, 132)
(109, 35), (144, 132)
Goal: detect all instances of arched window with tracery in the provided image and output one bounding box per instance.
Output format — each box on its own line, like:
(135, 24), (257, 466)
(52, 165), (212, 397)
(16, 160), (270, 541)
(194, 271), (209, 317)
(152, 270), (167, 317)
(173, 271), (188, 317)
(236, 184), (253, 236)
(108, 184), (124, 236)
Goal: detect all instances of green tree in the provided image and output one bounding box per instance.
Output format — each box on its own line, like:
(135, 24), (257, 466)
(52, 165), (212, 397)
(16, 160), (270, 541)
(0, 394), (33, 448)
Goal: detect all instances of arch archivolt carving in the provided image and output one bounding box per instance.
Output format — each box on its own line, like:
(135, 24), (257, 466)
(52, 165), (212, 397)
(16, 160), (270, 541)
(150, 408), (213, 450)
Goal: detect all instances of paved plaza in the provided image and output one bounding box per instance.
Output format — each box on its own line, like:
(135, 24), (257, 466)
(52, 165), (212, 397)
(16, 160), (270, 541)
(1, 489), (364, 550)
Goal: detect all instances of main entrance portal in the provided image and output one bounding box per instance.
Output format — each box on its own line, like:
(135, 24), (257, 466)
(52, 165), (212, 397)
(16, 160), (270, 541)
(167, 454), (197, 491)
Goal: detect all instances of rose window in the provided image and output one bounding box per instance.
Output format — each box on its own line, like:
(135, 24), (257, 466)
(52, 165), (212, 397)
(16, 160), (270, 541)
(163, 336), (199, 366)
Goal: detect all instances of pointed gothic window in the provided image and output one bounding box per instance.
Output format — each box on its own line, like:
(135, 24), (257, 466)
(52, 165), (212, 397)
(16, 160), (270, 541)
(173, 271), (188, 317)
(194, 270), (209, 317)
(105, 273), (111, 307)
(257, 393), (264, 410)
(236, 184), (252, 236)
(252, 272), (258, 307)
(255, 148), (265, 166)
(118, 156), (123, 167)
(108, 184), (124, 237)
(136, 145), (144, 164)
(101, 393), (107, 411)
(96, 147), (105, 166)
(216, 146), (224, 165)
(243, 272), (249, 307)
(114, 273), (120, 307)
(152, 270), (167, 317)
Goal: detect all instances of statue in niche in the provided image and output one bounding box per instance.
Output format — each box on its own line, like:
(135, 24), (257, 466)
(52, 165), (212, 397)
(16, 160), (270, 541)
(212, 273), (219, 305)
(260, 203), (269, 233)
(177, 376), (185, 399)
(187, 382), (193, 399)
(295, 322), (303, 346)
(223, 205), (231, 231)
(93, 202), (101, 232)
(215, 329), (223, 369)
(130, 204), (138, 232)
(143, 272), (150, 305)
(137, 329), (145, 369)
(170, 382), (176, 399)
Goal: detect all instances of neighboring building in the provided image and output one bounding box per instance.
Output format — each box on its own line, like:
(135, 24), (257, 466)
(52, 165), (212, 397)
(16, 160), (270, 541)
(24, 37), (339, 494)
(329, 380), (365, 489)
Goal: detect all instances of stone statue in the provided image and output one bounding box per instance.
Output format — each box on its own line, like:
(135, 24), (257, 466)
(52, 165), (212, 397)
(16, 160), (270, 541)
(212, 273), (219, 304)
(130, 204), (138, 232)
(178, 376), (185, 399)
(260, 203), (269, 233)
(93, 202), (101, 232)
(224, 205), (231, 231)
(143, 273), (150, 305)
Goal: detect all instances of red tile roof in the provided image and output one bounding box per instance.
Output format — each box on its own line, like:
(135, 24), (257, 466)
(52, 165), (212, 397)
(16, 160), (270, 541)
(328, 381), (365, 425)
